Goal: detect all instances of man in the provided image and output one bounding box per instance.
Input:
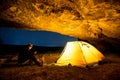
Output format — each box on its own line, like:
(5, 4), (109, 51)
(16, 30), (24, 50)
(17, 43), (43, 66)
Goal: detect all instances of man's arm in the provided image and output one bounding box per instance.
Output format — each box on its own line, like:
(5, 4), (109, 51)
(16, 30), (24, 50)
(33, 51), (37, 55)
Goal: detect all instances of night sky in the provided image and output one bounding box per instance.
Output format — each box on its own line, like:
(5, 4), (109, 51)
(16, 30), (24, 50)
(0, 27), (77, 47)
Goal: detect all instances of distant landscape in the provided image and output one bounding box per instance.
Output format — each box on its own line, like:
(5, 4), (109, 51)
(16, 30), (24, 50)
(0, 44), (64, 54)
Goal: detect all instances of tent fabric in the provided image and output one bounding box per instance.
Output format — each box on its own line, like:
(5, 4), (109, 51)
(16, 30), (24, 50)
(56, 41), (105, 67)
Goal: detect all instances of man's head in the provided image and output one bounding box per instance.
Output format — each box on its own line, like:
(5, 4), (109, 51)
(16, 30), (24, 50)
(28, 43), (33, 50)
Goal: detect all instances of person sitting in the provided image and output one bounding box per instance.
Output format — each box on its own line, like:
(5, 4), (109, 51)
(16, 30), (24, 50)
(17, 43), (43, 66)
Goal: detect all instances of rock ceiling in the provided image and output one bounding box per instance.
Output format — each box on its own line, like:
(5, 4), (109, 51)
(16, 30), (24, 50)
(0, 0), (120, 52)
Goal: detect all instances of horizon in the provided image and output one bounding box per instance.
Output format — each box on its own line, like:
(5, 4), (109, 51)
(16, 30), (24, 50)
(0, 27), (77, 47)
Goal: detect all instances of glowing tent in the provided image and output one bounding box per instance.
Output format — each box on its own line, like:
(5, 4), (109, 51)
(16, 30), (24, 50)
(56, 41), (105, 67)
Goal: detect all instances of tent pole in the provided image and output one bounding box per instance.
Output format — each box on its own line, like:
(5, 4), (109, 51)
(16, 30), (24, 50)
(78, 42), (88, 67)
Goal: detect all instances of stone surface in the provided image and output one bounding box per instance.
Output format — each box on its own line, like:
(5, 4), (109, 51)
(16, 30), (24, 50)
(0, 0), (120, 52)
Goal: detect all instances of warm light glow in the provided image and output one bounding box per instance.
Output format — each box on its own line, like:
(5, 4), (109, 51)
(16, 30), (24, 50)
(57, 41), (105, 67)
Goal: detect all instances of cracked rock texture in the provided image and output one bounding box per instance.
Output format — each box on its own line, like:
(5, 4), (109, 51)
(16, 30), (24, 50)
(0, 0), (120, 53)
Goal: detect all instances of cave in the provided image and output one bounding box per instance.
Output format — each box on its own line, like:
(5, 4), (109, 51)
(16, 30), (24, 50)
(0, 0), (120, 53)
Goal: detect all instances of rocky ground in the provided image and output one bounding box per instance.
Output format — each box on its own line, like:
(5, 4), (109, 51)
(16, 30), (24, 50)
(0, 0), (120, 52)
(0, 52), (120, 80)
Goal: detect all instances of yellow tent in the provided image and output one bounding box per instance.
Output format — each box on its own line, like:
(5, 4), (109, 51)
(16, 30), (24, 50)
(56, 41), (105, 67)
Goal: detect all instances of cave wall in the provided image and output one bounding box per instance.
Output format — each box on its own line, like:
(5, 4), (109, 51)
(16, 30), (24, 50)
(0, 0), (120, 53)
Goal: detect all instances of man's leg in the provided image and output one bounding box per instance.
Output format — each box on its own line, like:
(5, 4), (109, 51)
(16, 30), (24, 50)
(17, 58), (28, 66)
(30, 55), (43, 66)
